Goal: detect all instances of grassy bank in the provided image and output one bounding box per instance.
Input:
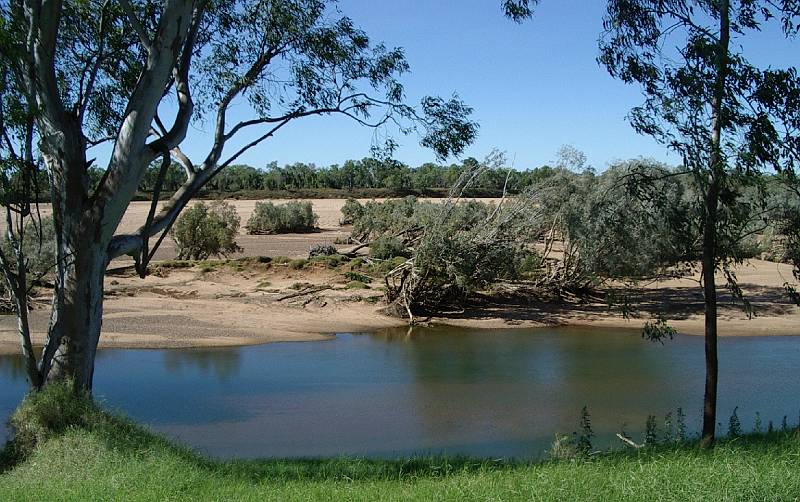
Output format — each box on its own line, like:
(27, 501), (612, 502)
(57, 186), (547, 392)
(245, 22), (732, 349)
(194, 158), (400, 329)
(1, 387), (799, 501)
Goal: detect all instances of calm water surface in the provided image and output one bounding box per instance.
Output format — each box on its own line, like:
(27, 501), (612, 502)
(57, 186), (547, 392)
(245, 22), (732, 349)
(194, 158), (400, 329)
(0, 326), (798, 459)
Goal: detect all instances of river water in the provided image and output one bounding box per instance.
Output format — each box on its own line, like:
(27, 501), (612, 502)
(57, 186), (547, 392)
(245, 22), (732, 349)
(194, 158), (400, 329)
(0, 326), (797, 458)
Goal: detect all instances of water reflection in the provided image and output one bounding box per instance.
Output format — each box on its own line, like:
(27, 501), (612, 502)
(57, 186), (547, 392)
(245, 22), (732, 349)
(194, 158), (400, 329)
(163, 348), (242, 381)
(367, 326), (698, 456)
(0, 353), (28, 380)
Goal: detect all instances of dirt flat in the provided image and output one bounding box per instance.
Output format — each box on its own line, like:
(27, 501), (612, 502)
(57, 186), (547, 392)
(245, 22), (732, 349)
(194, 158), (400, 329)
(0, 259), (407, 354)
(9, 198), (500, 261)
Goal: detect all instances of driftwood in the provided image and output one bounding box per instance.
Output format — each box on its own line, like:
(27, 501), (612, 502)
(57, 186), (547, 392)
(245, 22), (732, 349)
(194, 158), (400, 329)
(616, 433), (644, 449)
(276, 285), (332, 302)
(342, 241), (370, 257)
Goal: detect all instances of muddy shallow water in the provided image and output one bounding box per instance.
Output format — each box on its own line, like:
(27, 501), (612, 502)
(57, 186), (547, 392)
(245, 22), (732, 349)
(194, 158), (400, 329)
(1, 326), (798, 459)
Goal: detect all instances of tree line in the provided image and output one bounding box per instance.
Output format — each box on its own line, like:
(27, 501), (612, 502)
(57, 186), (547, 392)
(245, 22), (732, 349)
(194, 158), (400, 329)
(13, 156), (566, 199)
(137, 157), (559, 195)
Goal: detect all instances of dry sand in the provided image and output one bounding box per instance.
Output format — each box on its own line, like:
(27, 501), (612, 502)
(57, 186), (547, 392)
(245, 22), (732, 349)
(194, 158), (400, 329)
(0, 198), (797, 354)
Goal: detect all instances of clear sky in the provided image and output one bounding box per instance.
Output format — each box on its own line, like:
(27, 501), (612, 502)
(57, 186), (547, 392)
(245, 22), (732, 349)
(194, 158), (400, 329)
(171, 0), (797, 172)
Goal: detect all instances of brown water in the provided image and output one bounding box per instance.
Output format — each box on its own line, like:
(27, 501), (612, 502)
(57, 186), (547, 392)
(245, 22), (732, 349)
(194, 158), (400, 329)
(0, 326), (798, 458)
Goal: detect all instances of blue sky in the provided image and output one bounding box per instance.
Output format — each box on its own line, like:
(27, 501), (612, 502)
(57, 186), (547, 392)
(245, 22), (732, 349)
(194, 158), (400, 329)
(171, 0), (797, 172)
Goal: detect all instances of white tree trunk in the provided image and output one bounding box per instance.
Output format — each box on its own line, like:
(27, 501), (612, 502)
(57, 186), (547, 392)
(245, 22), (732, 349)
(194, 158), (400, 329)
(46, 244), (107, 391)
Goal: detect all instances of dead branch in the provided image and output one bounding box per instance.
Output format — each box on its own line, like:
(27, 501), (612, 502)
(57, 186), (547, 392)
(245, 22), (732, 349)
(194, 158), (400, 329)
(276, 286), (332, 302)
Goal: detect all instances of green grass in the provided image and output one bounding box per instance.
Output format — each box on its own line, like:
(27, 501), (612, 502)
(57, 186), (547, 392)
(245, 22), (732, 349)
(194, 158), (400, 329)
(2, 386), (800, 501)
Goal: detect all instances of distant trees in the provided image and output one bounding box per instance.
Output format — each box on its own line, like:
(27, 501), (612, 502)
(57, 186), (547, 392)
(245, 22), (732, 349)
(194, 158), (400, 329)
(600, 0), (800, 448)
(133, 157), (559, 195)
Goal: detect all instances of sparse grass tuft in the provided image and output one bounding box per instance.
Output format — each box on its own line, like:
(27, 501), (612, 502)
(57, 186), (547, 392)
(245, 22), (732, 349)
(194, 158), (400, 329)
(344, 271), (372, 283)
(289, 259), (308, 270)
(309, 254), (345, 269)
(345, 280), (370, 290)
(157, 260), (195, 269)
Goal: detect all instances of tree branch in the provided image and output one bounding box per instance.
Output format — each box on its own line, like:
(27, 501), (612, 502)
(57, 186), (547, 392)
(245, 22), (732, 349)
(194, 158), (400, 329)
(147, 1), (205, 154)
(77, 0), (111, 125)
(92, 0), (195, 244)
(118, 0), (152, 53)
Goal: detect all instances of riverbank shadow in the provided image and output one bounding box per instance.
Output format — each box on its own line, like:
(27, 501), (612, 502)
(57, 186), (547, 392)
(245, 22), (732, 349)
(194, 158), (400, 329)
(426, 283), (796, 326)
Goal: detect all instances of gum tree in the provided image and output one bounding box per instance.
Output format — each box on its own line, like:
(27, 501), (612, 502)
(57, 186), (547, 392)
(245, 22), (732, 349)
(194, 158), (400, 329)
(600, 0), (800, 447)
(0, 0), (477, 392)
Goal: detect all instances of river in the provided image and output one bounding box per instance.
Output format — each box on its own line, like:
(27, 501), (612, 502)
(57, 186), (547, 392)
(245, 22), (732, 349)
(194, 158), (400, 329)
(0, 326), (797, 458)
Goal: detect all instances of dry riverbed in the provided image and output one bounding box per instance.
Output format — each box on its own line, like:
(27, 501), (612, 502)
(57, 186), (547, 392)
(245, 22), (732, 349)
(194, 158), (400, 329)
(0, 198), (798, 353)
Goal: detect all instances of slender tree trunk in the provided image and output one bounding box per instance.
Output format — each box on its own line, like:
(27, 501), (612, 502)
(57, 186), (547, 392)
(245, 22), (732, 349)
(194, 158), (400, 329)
(11, 273), (41, 389)
(700, 0), (730, 449)
(700, 179), (720, 448)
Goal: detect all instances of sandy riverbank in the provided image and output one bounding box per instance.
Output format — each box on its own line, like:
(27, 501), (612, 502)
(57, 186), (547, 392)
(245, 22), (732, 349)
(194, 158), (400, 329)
(0, 198), (797, 354)
(0, 256), (796, 355)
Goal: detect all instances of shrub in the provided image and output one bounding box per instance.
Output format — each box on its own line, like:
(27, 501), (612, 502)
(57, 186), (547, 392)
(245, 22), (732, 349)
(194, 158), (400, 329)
(576, 406), (594, 455)
(676, 407), (687, 442)
(348, 257), (366, 270)
(309, 243), (338, 257)
(349, 197), (491, 244)
(728, 407), (743, 437)
(373, 256), (408, 276)
(548, 433), (579, 460)
(246, 201), (318, 234)
(516, 250), (543, 279)
(170, 201), (242, 260)
(339, 197), (363, 225)
(644, 415), (658, 445)
(350, 196), (421, 242)
(369, 236), (408, 259)
(392, 224), (520, 307)
(288, 258), (308, 270)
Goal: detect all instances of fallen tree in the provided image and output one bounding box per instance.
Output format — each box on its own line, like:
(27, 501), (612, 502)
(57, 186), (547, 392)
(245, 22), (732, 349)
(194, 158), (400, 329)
(350, 156), (749, 323)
